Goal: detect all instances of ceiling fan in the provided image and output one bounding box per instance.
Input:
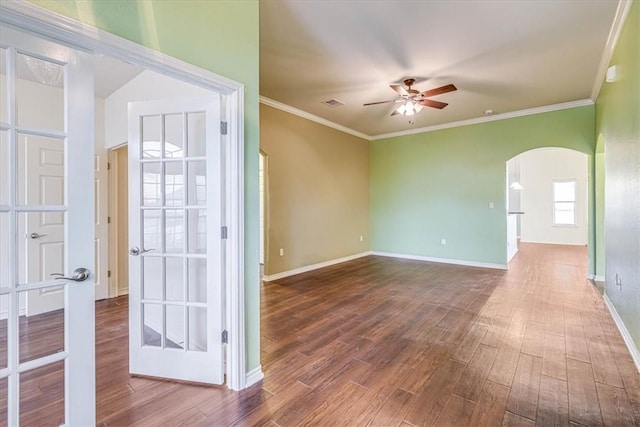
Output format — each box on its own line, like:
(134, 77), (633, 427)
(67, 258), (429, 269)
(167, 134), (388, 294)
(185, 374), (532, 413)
(364, 78), (457, 116)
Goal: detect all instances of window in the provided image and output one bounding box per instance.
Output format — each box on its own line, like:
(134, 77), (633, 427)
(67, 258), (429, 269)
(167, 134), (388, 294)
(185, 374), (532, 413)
(553, 180), (576, 225)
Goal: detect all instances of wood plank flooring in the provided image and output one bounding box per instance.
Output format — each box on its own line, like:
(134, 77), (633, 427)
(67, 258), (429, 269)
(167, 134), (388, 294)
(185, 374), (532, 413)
(5, 243), (640, 426)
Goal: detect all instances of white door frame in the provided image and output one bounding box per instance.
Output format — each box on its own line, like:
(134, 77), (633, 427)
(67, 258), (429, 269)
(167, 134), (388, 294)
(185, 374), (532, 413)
(0, 1), (249, 391)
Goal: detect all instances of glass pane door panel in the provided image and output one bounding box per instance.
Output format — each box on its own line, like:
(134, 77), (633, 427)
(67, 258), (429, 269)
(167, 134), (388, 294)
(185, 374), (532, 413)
(187, 209), (207, 254)
(188, 307), (207, 351)
(165, 161), (184, 207)
(142, 256), (162, 301)
(142, 162), (162, 206)
(165, 257), (184, 302)
(142, 210), (161, 251)
(17, 212), (65, 285)
(142, 115), (161, 159)
(0, 48), (6, 123)
(165, 305), (184, 349)
(19, 289), (64, 363)
(0, 130), (8, 205)
(0, 376), (6, 427)
(0, 294), (7, 369)
(165, 210), (184, 253)
(142, 303), (162, 347)
(187, 161), (206, 206)
(164, 114), (183, 158)
(186, 112), (206, 157)
(20, 361), (64, 426)
(187, 258), (206, 303)
(0, 213), (9, 288)
(17, 133), (65, 206)
(16, 54), (64, 131)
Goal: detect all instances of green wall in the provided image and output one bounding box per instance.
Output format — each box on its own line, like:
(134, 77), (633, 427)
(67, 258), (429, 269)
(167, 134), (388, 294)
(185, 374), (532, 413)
(371, 106), (596, 269)
(595, 0), (640, 354)
(30, 0), (261, 372)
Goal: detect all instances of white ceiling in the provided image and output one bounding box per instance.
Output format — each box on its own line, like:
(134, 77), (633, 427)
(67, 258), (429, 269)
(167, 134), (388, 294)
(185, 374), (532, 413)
(260, 0), (620, 138)
(94, 55), (143, 99)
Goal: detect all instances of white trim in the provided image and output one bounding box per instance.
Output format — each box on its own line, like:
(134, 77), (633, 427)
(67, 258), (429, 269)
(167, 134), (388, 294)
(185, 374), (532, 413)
(372, 100), (594, 140)
(519, 239), (587, 246)
(371, 251), (508, 270)
(263, 252), (372, 282)
(587, 274), (605, 282)
(245, 365), (264, 387)
(0, 0), (247, 391)
(591, 0), (634, 101)
(224, 88), (247, 391)
(604, 293), (640, 373)
(260, 97), (594, 141)
(260, 96), (371, 141)
(0, 307), (26, 320)
(0, 1), (242, 94)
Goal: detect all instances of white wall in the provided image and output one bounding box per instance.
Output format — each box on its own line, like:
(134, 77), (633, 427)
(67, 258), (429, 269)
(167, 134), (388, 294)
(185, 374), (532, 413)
(520, 148), (588, 245)
(104, 70), (210, 148)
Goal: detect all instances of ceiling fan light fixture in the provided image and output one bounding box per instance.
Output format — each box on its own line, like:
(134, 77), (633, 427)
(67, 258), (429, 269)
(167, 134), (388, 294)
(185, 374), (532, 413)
(396, 103), (407, 115)
(405, 102), (415, 116)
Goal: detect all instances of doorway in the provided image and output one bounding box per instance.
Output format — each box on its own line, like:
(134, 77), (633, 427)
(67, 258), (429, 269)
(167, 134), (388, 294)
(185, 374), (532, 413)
(506, 148), (590, 269)
(1, 6), (250, 425)
(259, 151), (267, 276)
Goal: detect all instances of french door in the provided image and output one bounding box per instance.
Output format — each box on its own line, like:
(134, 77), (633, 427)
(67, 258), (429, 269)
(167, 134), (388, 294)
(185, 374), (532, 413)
(0, 25), (95, 426)
(128, 97), (224, 384)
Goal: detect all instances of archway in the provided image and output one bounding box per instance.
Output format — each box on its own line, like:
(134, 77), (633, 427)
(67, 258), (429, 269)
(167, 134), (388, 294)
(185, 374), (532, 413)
(506, 147), (590, 270)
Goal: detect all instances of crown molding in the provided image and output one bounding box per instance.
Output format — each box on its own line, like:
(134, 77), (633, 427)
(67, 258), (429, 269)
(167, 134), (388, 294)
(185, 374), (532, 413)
(259, 96), (372, 140)
(371, 99), (594, 140)
(591, 0), (634, 101)
(261, 97), (594, 142)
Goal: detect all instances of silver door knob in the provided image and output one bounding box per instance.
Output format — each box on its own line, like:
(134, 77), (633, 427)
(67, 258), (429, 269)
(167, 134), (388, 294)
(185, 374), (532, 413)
(129, 246), (155, 256)
(30, 232), (47, 239)
(51, 268), (91, 282)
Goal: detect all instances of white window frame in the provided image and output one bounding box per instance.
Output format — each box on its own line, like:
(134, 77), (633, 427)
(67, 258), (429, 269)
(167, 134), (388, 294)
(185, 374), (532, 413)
(552, 179), (577, 226)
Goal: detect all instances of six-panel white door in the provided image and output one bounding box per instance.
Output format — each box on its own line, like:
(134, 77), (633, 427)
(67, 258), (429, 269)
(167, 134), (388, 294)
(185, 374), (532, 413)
(0, 25), (95, 426)
(128, 97), (224, 384)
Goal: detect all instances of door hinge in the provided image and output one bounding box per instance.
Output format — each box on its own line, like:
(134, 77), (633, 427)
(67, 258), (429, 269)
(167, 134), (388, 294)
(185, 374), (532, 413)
(222, 330), (228, 344)
(220, 121), (228, 135)
(107, 162), (111, 170)
(107, 216), (111, 224)
(107, 270), (111, 278)
(221, 226), (228, 240)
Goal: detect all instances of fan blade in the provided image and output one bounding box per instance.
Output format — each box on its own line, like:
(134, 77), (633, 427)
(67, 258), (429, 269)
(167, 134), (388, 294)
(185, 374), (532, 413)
(420, 84), (457, 98)
(390, 84), (409, 96)
(363, 99), (403, 106)
(390, 109), (400, 116)
(419, 99), (448, 109)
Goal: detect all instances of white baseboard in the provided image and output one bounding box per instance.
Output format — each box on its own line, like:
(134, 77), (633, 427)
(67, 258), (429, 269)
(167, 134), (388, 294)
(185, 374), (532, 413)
(245, 365), (264, 387)
(0, 307), (26, 320)
(371, 251), (507, 270)
(519, 239), (587, 246)
(604, 293), (640, 373)
(262, 252), (371, 281)
(587, 274), (605, 282)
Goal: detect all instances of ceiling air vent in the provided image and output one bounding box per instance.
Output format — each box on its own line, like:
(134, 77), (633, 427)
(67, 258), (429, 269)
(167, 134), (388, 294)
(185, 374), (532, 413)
(321, 98), (344, 108)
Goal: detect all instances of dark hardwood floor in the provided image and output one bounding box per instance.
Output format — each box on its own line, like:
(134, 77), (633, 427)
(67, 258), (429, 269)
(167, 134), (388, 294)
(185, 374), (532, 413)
(4, 243), (640, 426)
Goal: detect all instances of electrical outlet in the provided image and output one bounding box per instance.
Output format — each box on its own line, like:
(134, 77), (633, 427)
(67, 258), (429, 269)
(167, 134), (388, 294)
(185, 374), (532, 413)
(441, 238), (446, 246)
(488, 202), (495, 209)
(279, 248), (284, 256)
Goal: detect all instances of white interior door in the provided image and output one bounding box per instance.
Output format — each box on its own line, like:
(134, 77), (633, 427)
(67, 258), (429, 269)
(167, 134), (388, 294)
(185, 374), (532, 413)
(17, 134), (65, 316)
(128, 96), (224, 384)
(0, 25), (95, 426)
